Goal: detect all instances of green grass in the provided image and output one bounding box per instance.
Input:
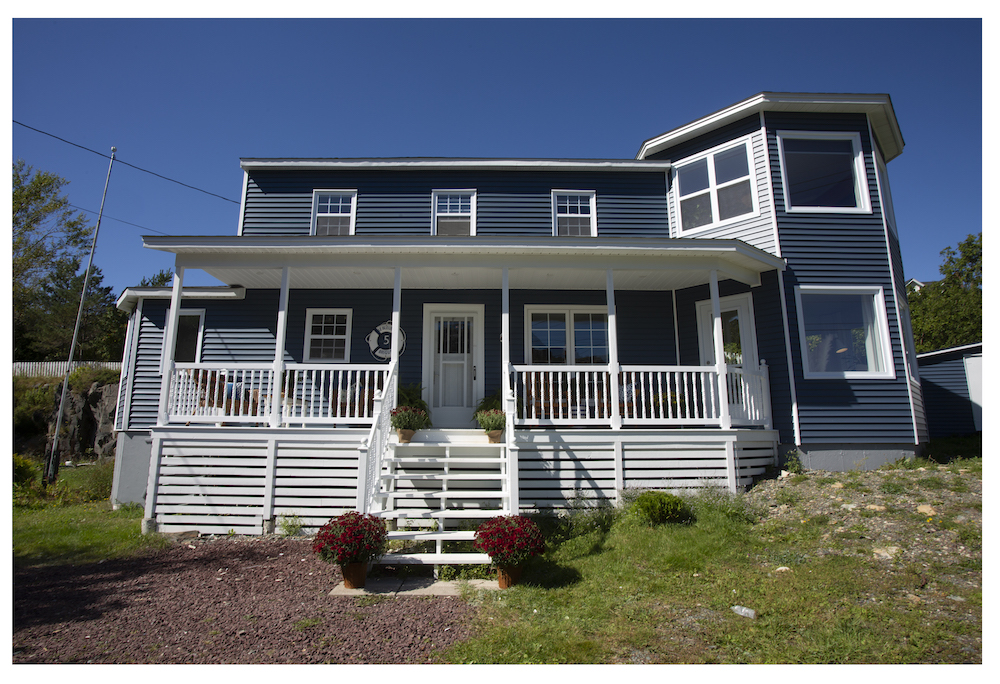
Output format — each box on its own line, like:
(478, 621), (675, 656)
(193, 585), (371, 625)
(442, 484), (980, 664)
(13, 457), (170, 568)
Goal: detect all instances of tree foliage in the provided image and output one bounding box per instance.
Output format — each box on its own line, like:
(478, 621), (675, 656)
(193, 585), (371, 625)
(907, 233), (982, 353)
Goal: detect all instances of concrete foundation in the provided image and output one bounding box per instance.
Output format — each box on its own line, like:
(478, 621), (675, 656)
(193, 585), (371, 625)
(780, 443), (917, 472)
(111, 431), (153, 507)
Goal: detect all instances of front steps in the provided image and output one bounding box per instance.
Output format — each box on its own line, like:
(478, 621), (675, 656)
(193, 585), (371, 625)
(374, 429), (509, 566)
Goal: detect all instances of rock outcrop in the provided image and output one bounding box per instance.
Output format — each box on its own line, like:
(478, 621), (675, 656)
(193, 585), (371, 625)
(47, 381), (120, 459)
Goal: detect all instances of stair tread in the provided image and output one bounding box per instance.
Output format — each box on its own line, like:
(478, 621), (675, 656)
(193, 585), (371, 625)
(381, 473), (506, 481)
(378, 552), (491, 565)
(373, 510), (506, 519)
(387, 530), (476, 540)
(379, 491), (505, 499)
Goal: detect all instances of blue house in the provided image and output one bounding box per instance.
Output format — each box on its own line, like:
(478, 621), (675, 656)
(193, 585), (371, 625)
(111, 92), (927, 560)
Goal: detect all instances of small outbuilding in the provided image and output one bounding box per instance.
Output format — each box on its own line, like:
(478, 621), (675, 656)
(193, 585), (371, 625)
(917, 343), (982, 440)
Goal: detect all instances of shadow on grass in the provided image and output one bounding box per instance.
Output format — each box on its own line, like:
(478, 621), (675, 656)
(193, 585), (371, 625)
(520, 556), (584, 590)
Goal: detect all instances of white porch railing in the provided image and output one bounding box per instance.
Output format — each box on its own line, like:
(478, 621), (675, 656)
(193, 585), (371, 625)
(511, 362), (771, 428)
(358, 361), (398, 513)
(165, 363), (391, 426)
(167, 364), (276, 424)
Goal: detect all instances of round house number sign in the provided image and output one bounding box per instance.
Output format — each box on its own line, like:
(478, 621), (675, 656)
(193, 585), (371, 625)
(365, 321), (406, 361)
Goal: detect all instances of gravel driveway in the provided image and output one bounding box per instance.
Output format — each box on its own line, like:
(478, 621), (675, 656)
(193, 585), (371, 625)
(13, 538), (477, 664)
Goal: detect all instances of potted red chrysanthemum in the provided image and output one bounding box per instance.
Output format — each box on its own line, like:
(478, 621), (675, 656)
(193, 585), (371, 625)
(473, 515), (545, 588)
(312, 511), (388, 589)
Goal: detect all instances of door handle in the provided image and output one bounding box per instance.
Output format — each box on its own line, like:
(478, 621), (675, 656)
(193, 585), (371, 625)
(473, 365), (477, 380)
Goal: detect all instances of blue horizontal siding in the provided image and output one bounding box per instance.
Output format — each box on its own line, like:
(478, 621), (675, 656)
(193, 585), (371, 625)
(918, 355), (978, 439)
(766, 112), (913, 445)
(241, 169), (668, 237)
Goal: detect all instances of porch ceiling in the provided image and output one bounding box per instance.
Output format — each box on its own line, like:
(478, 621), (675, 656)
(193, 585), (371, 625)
(142, 236), (785, 291)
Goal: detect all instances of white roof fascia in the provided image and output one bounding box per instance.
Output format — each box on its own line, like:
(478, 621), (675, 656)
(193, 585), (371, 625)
(240, 158), (673, 172)
(636, 92), (904, 162)
(916, 342), (983, 360)
(116, 285), (247, 313)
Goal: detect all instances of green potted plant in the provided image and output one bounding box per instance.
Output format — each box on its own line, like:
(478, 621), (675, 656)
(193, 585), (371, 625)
(312, 511), (388, 589)
(390, 405), (430, 442)
(474, 408), (506, 443)
(473, 514), (545, 588)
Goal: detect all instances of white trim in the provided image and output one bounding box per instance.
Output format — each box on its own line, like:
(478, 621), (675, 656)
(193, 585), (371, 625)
(551, 190), (598, 237)
(524, 305), (610, 365)
(421, 303), (486, 428)
(777, 269), (801, 445)
(671, 289), (681, 365)
(793, 285), (895, 380)
(431, 189), (477, 236)
(673, 136), (760, 236)
(694, 292), (759, 367)
(310, 189), (358, 236)
(237, 170), (249, 236)
(776, 131), (872, 214)
(917, 343), (983, 359)
(302, 308), (353, 363)
(242, 158), (673, 172)
(760, 112), (783, 258)
(116, 286), (246, 314)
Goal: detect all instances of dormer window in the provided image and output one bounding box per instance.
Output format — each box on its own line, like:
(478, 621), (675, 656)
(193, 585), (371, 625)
(432, 190), (476, 236)
(312, 190), (357, 236)
(552, 191), (597, 236)
(674, 138), (756, 234)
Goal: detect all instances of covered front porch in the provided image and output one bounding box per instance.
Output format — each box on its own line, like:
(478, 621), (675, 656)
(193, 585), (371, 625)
(139, 236), (785, 536)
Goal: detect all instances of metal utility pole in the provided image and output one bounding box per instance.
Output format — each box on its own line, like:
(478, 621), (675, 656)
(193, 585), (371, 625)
(45, 147), (117, 485)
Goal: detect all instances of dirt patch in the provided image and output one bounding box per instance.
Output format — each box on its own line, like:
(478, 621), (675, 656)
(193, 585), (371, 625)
(13, 538), (477, 664)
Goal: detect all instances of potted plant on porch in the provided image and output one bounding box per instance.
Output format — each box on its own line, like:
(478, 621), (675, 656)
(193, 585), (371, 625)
(390, 405), (430, 443)
(473, 515), (546, 588)
(312, 511), (388, 589)
(474, 408), (506, 443)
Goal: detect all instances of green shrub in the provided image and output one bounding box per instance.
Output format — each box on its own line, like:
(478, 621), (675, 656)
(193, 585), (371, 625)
(14, 454), (40, 486)
(68, 367), (121, 392)
(631, 490), (694, 526)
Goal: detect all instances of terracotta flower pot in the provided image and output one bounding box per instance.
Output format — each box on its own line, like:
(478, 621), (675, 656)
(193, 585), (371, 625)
(497, 565), (522, 589)
(341, 562), (368, 589)
(487, 429), (504, 443)
(397, 429), (415, 443)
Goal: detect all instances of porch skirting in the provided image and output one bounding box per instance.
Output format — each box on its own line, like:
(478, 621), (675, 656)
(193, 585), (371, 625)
(141, 426), (778, 536)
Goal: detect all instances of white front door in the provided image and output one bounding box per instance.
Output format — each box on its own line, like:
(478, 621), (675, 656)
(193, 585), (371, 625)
(422, 304), (485, 428)
(696, 293), (759, 420)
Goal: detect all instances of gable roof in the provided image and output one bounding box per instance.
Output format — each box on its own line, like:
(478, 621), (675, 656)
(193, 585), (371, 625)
(636, 92), (905, 162)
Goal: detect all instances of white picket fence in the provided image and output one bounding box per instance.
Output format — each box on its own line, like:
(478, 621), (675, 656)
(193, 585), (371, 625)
(13, 361), (122, 378)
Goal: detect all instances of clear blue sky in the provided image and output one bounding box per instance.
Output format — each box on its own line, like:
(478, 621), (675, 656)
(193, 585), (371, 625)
(11, 17), (983, 296)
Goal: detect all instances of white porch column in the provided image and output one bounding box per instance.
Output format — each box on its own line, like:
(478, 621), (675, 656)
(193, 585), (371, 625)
(270, 266), (291, 428)
(710, 270), (733, 429)
(390, 267), (402, 364)
(502, 267), (518, 514)
(606, 269), (622, 430)
(156, 266), (185, 426)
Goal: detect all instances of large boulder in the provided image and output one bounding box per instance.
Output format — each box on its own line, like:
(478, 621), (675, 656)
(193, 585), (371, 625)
(48, 381), (120, 459)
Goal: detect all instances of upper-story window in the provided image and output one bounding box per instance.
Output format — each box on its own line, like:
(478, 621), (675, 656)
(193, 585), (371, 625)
(552, 190), (597, 236)
(432, 190), (476, 236)
(312, 190), (357, 236)
(674, 138), (756, 234)
(776, 131), (871, 213)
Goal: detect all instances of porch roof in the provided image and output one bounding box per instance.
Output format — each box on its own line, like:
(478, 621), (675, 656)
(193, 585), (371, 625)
(141, 235), (785, 291)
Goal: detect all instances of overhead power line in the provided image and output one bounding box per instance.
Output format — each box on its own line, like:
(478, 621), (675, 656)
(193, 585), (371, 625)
(13, 120), (241, 205)
(68, 203), (173, 236)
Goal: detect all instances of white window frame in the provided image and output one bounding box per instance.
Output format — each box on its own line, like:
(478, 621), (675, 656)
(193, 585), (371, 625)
(551, 190), (597, 237)
(303, 308), (353, 363)
(673, 137), (759, 235)
(776, 131), (871, 214)
(311, 189), (358, 236)
(694, 292), (759, 367)
(794, 285), (895, 380)
(524, 305), (609, 365)
(431, 189), (477, 236)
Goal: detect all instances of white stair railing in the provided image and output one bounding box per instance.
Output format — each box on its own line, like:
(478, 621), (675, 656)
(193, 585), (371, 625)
(359, 361), (397, 514)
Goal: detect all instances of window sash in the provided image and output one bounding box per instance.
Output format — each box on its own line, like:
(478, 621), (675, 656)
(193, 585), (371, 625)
(777, 132), (870, 213)
(303, 309), (352, 362)
(526, 307), (608, 365)
(432, 190), (475, 236)
(795, 287), (893, 379)
(312, 190), (357, 236)
(552, 191), (596, 236)
(675, 140), (755, 233)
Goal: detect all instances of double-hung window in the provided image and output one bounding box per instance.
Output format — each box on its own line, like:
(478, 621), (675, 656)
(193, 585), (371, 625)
(674, 138), (756, 233)
(526, 306), (609, 365)
(303, 308), (352, 362)
(311, 190), (357, 236)
(432, 190), (476, 236)
(794, 286), (894, 379)
(776, 131), (871, 213)
(552, 191), (597, 236)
